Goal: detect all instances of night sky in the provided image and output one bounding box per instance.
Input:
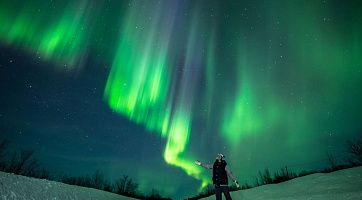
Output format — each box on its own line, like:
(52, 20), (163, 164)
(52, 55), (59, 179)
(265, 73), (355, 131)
(0, 0), (362, 198)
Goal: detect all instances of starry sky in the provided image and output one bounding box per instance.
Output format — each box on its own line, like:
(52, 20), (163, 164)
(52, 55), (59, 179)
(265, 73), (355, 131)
(0, 0), (362, 198)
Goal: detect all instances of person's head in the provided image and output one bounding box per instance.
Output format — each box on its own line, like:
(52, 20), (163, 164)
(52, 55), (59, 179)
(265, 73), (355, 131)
(216, 153), (225, 162)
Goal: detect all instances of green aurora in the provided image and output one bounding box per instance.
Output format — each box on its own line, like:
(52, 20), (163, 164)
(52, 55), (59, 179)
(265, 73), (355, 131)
(1, 0), (361, 197)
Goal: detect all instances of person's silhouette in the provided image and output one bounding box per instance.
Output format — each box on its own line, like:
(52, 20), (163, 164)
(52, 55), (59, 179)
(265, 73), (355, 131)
(195, 153), (239, 200)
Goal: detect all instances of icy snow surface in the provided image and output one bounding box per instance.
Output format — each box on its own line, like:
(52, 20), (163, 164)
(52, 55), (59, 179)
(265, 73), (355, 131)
(204, 166), (362, 200)
(0, 167), (362, 200)
(0, 171), (135, 200)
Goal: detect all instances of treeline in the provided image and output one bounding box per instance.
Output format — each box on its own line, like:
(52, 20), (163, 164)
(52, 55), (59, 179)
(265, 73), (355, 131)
(60, 171), (169, 199)
(188, 138), (362, 199)
(0, 139), (50, 179)
(0, 139), (170, 200)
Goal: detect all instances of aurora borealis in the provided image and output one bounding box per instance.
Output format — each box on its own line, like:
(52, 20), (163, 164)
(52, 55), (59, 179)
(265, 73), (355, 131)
(0, 0), (362, 198)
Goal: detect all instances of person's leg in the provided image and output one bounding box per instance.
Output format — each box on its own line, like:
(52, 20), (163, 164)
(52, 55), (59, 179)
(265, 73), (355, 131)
(215, 185), (222, 200)
(221, 186), (232, 200)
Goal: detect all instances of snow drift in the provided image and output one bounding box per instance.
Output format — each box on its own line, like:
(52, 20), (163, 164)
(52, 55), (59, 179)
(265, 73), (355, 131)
(0, 171), (135, 200)
(0, 166), (362, 200)
(204, 166), (362, 200)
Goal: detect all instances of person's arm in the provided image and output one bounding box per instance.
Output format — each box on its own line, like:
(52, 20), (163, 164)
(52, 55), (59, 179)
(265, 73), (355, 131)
(195, 160), (213, 170)
(225, 165), (239, 188)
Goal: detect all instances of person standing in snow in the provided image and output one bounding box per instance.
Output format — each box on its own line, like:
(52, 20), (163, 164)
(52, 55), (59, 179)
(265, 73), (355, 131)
(195, 153), (239, 200)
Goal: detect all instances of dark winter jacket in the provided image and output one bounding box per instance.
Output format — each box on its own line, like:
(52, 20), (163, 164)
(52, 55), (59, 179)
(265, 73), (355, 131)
(199, 160), (236, 186)
(213, 160), (228, 185)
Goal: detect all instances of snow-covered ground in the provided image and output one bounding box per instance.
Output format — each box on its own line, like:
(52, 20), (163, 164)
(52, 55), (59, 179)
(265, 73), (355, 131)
(1, 167), (362, 200)
(0, 171), (135, 200)
(204, 166), (362, 200)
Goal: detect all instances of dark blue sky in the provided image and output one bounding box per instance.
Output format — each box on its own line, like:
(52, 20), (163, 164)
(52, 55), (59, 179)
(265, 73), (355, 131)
(1, 0), (362, 199)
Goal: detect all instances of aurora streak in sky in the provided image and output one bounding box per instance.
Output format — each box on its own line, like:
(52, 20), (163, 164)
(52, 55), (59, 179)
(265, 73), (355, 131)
(0, 0), (361, 198)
